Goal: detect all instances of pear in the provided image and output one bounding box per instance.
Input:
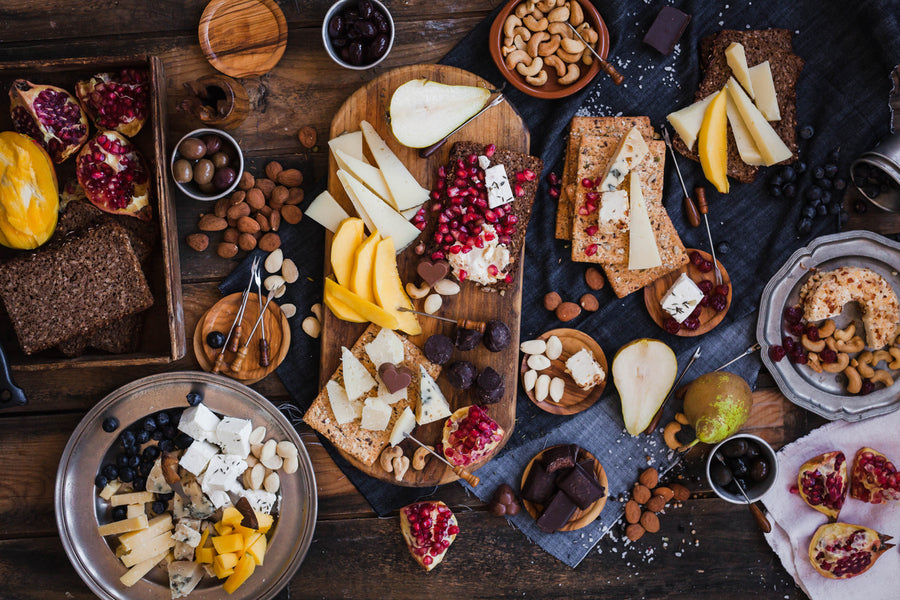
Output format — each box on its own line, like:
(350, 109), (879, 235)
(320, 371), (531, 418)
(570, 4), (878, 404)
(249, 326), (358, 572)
(682, 372), (752, 446)
(389, 80), (490, 148)
(612, 339), (678, 436)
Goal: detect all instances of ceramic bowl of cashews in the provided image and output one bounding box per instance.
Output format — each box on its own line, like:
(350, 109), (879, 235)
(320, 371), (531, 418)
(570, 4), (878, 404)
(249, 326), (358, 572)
(489, 0), (609, 98)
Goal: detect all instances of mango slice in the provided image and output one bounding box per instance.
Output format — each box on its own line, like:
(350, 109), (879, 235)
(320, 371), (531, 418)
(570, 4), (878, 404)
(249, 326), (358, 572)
(324, 277), (400, 330)
(372, 237), (421, 335)
(697, 90), (729, 194)
(330, 217), (365, 288)
(349, 230), (380, 303)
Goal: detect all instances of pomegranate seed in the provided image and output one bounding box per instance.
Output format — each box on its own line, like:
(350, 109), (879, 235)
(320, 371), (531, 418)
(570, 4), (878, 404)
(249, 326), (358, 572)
(456, 168), (467, 178)
(484, 143), (496, 157)
(458, 270), (467, 281)
(548, 172), (560, 185)
(586, 191), (599, 202)
(504, 273), (513, 283)
(414, 221), (426, 230)
(449, 245), (462, 254)
(467, 153), (477, 165)
(514, 183), (525, 197)
(437, 165), (446, 178)
(549, 186), (560, 198)
(487, 265), (499, 277)
(430, 190), (441, 200)
(431, 202), (442, 212)
(447, 186), (460, 198)
(474, 237), (484, 248)
(581, 178), (594, 188)
(586, 244), (598, 256)
(523, 169), (536, 181)
(484, 210), (497, 223)
(431, 251), (444, 261)
(578, 206), (589, 216)
(585, 225), (598, 236)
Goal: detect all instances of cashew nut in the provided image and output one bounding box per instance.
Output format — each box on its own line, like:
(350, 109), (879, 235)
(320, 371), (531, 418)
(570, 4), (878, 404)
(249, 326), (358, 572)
(525, 70), (548, 86)
(531, 8), (543, 20)
(548, 5), (570, 22)
(871, 370), (894, 388)
(557, 63), (581, 84)
(392, 455), (410, 481)
(501, 45), (516, 58)
(505, 49), (531, 70)
(856, 351), (875, 378)
(412, 445), (432, 470)
(515, 3), (530, 18)
(871, 349), (892, 366)
(503, 14), (522, 38)
(801, 334), (826, 353)
(548, 22), (574, 38)
(523, 14), (549, 31)
(582, 52), (593, 66)
(514, 34), (528, 51)
(834, 323), (856, 342)
(807, 353), (824, 373)
(512, 26), (532, 41)
(844, 365), (863, 394)
(380, 446), (403, 473)
(836, 336), (865, 353)
(526, 31), (549, 57)
(544, 54), (567, 76)
(822, 352), (850, 373)
(536, 0), (557, 11)
(556, 48), (583, 63)
(817, 319), (836, 338)
(560, 36), (585, 54)
(405, 282), (430, 299)
(577, 23), (598, 43)
(888, 347), (900, 369)
(825, 337), (838, 352)
(516, 56), (544, 76)
(538, 34), (561, 56)
(569, 0), (584, 26)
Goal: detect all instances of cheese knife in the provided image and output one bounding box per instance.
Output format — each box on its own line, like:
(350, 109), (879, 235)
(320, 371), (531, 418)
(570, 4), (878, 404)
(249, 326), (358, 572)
(398, 307), (486, 333)
(230, 285), (283, 373)
(404, 433), (480, 487)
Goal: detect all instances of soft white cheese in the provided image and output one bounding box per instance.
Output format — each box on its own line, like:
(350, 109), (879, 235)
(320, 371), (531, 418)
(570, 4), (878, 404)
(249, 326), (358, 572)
(240, 489), (277, 514)
(660, 273), (704, 323)
(200, 454), (246, 505)
(597, 189), (629, 225)
(597, 127), (649, 192)
(389, 407), (416, 446)
(364, 328), (405, 369)
(485, 163), (515, 209)
(477, 155), (491, 170)
(178, 440), (219, 476)
(177, 403), (221, 444)
(215, 417), (252, 458)
(360, 397), (392, 431)
(564, 348), (606, 391)
(448, 224), (511, 286)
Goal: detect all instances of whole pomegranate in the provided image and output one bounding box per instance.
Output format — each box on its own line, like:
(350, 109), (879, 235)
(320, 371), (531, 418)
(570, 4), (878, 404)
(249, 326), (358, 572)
(808, 522), (893, 579)
(75, 69), (149, 137)
(9, 79), (89, 163)
(849, 447), (900, 504)
(797, 451), (847, 520)
(75, 131), (151, 220)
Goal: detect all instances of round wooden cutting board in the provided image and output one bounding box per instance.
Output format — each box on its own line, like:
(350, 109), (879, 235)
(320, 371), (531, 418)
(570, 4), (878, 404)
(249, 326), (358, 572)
(320, 64), (529, 486)
(199, 0), (288, 77)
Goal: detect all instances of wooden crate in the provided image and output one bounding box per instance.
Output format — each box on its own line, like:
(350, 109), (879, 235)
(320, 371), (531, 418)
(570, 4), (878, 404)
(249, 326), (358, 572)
(0, 54), (185, 368)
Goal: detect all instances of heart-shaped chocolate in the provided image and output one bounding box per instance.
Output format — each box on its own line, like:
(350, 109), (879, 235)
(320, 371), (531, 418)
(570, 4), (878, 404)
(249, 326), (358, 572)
(417, 259), (450, 286)
(378, 362), (413, 394)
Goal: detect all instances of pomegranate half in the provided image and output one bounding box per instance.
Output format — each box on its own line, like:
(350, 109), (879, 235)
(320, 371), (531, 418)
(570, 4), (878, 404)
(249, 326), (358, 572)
(9, 79), (89, 163)
(441, 405), (504, 468)
(76, 68), (150, 138)
(797, 451), (847, 521)
(808, 522), (893, 579)
(849, 447), (900, 504)
(75, 131), (151, 221)
(399, 501), (458, 571)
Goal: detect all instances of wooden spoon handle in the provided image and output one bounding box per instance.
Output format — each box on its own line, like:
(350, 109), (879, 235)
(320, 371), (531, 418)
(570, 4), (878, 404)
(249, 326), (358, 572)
(228, 325), (243, 352)
(684, 194), (701, 227)
(453, 466), (479, 487)
(695, 186), (709, 215)
(749, 501), (772, 533)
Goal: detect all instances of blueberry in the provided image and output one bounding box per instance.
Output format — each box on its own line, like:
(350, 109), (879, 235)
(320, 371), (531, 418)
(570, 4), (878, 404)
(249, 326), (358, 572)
(151, 501), (166, 515)
(806, 197), (821, 208)
(833, 178), (846, 190)
(840, 210), (850, 225)
(111, 506), (128, 521)
(813, 167), (825, 180)
(102, 417), (120, 433)
(797, 217), (813, 234)
(158, 439), (174, 453)
(816, 204), (828, 216)
(206, 331), (226, 349)
(128, 454), (141, 468)
(135, 429), (150, 444)
(122, 443), (139, 457)
(783, 184), (797, 199)
(828, 148), (841, 162)
(819, 178), (832, 190)
(828, 202), (842, 215)
(132, 476), (146, 492)
(768, 174), (784, 187)
(156, 412), (170, 427)
(139, 461), (154, 476)
(796, 161), (807, 174)
(142, 417), (157, 432)
(175, 433), (194, 450)
(799, 125), (814, 139)
(151, 429), (164, 441)
(824, 163), (839, 177)
(780, 166), (796, 182)
(143, 445), (160, 461)
(821, 191), (833, 205)
(117, 454), (130, 468)
(802, 206), (816, 219)
(158, 492), (174, 502)
(95, 474), (109, 489)
(163, 425), (178, 440)
(119, 430), (135, 447)
(805, 186), (822, 201)
(186, 392), (202, 406)
(716, 241), (730, 255)
(118, 467), (135, 482)
(102, 464), (118, 480)
(768, 184), (782, 197)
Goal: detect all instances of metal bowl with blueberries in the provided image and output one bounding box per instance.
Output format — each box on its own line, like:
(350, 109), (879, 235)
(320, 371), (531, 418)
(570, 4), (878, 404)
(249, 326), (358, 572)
(705, 434), (779, 503)
(322, 0), (394, 70)
(171, 128), (244, 201)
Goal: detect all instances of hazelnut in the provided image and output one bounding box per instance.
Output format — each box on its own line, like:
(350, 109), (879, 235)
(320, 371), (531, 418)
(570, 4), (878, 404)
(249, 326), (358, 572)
(625, 523), (645, 541)
(543, 291), (562, 311)
(555, 301), (581, 322)
(639, 511), (660, 533)
(585, 267), (605, 290)
(624, 500), (641, 524)
(579, 293), (599, 312)
(639, 467), (659, 489)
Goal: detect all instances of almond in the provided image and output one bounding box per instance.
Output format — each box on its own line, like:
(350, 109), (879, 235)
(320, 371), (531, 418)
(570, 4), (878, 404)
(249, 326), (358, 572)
(269, 209), (281, 231)
(186, 233), (208, 251)
(256, 213), (270, 232)
(579, 293), (599, 312)
(624, 500), (641, 524)
(281, 258), (299, 283)
(585, 267), (605, 290)
(670, 483), (690, 502)
(259, 232), (281, 252)
(214, 194), (231, 218)
(246, 187), (266, 210)
(632, 483), (651, 504)
(286, 187), (304, 205)
(653, 486), (674, 503)
(229, 190), (246, 206)
(226, 202), (250, 220)
(555, 301), (581, 322)
(238, 232), (257, 251)
(297, 125), (317, 148)
(238, 171), (255, 190)
(645, 494), (666, 513)
(223, 228), (239, 244)
(543, 291), (562, 311)
(258, 205), (273, 217)
(237, 216), (260, 234)
(265, 161), (283, 180)
(281, 204), (303, 224)
(639, 467), (659, 489)
(198, 214), (227, 231)
(270, 185), (289, 209)
(216, 242), (238, 258)
(255, 178), (276, 197)
(640, 511), (660, 533)
(625, 523), (645, 541)
(276, 168), (303, 187)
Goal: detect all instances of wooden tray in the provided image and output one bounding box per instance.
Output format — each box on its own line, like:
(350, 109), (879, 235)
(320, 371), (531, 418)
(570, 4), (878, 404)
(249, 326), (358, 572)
(194, 292), (290, 384)
(318, 64), (529, 486)
(199, 0), (287, 78)
(520, 328), (606, 415)
(521, 445), (608, 532)
(643, 248), (732, 337)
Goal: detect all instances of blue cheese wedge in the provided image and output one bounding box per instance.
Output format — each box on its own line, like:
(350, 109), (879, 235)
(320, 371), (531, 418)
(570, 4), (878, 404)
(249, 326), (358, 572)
(485, 163), (515, 209)
(598, 189), (629, 225)
(341, 346), (377, 401)
(326, 380), (362, 425)
(168, 561), (203, 599)
(661, 273), (704, 323)
(360, 397), (392, 431)
(172, 522), (202, 547)
(597, 126), (649, 192)
(565, 348), (606, 391)
(417, 365), (451, 425)
(146, 458), (172, 494)
(364, 327), (404, 369)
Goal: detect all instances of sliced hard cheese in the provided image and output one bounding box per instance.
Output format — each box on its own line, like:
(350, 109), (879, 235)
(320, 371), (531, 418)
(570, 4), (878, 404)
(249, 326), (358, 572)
(338, 169), (421, 252)
(306, 191), (350, 233)
(326, 380), (361, 425)
(109, 491), (156, 507)
(597, 126), (649, 192)
(121, 532), (175, 567)
(725, 91), (765, 166)
(349, 230), (381, 303)
(389, 406), (416, 446)
(417, 365), (451, 424)
(360, 397), (392, 431)
(99, 480), (122, 501)
(341, 346), (377, 401)
(748, 61), (780, 121)
(126, 504), (145, 519)
(97, 515), (149, 537)
(120, 549), (170, 587)
(118, 514), (173, 550)
(324, 277), (400, 330)
(332, 147), (396, 208)
(328, 131), (368, 164)
(371, 237), (422, 335)
(725, 42), (754, 99)
(360, 120), (429, 212)
(627, 173), (662, 270)
(364, 327), (405, 368)
(726, 77), (792, 166)
(666, 93), (717, 151)
(698, 89), (730, 194)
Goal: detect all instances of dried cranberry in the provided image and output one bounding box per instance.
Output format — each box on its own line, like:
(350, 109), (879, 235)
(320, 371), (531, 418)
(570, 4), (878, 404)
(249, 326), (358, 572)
(683, 317), (701, 331)
(769, 345), (786, 362)
(715, 284), (730, 297)
(860, 380), (875, 395)
(698, 260), (713, 273)
(784, 306), (803, 324)
(820, 348), (837, 363)
(788, 323), (806, 337)
(806, 325), (820, 342)
(783, 337), (796, 352)
(698, 280), (714, 294)
(690, 252), (704, 266)
(664, 317), (681, 334)
(710, 294), (728, 312)
(689, 305), (702, 319)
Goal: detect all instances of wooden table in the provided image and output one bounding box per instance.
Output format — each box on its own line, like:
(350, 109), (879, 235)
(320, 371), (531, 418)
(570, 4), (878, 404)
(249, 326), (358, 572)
(0, 2), (845, 598)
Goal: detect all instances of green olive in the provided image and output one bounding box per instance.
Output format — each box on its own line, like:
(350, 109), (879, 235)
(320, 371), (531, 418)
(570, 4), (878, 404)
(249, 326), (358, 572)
(172, 159), (193, 184)
(211, 152), (230, 169)
(193, 159), (215, 185)
(178, 137), (207, 160)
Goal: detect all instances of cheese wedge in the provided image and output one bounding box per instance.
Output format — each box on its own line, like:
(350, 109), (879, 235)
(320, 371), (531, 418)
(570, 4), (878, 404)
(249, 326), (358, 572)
(328, 131), (368, 164)
(698, 89), (730, 193)
(121, 532), (176, 567)
(372, 237), (421, 335)
(341, 346), (377, 402)
(306, 190), (350, 233)
(725, 42), (754, 99)
(725, 92), (765, 166)
(748, 61), (780, 121)
(338, 169), (421, 252)
(389, 406), (416, 446)
(597, 126), (649, 192)
(726, 77), (792, 166)
(627, 173), (661, 270)
(326, 379), (361, 425)
(667, 93), (717, 151)
(332, 147), (396, 207)
(360, 120), (429, 212)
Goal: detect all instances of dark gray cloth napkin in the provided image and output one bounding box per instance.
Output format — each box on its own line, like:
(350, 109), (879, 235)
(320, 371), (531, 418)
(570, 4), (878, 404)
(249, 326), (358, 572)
(222, 0), (900, 567)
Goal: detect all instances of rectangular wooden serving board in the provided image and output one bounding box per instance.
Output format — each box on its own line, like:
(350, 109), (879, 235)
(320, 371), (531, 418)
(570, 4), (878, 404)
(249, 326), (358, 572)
(319, 64), (529, 486)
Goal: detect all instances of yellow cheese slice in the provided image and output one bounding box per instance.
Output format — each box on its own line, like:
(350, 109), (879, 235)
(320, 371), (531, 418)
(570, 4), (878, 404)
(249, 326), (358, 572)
(125, 504), (145, 519)
(324, 277), (400, 330)
(118, 514), (173, 550)
(726, 77), (792, 166)
(332, 147), (396, 209)
(121, 532), (175, 567)
(120, 549), (170, 587)
(725, 91), (765, 166)
(328, 131), (369, 164)
(725, 42), (755, 99)
(360, 120), (429, 212)
(109, 491), (155, 507)
(338, 169), (421, 252)
(748, 61), (780, 121)
(627, 173), (661, 270)
(306, 191), (350, 233)
(97, 515), (149, 537)
(99, 480), (122, 501)
(666, 93), (717, 151)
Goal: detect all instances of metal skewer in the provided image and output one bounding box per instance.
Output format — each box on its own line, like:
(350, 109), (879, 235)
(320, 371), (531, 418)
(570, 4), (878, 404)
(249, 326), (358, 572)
(694, 187), (724, 286)
(418, 92), (507, 159)
(397, 307), (486, 333)
(714, 343), (761, 372)
(645, 346), (702, 434)
(227, 258), (261, 353)
(661, 126), (701, 228)
(254, 268), (269, 367)
(566, 23), (624, 85)
(404, 433), (480, 487)
(714, 453), (771, 533)
(230, 285), (283, 373)
(213, 257), (259, 374)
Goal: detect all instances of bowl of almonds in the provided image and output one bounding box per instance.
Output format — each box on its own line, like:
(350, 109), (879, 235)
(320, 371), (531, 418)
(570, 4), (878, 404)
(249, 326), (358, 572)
(489, 0), (609, 99)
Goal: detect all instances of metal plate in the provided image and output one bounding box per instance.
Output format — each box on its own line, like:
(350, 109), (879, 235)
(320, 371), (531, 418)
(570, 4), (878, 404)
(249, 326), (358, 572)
(757, 231), (900, 421)
(55, 372), (317, 600)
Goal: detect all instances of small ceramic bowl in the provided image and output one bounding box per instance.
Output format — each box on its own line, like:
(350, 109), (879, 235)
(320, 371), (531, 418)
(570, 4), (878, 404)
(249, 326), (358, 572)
(322, 0), (394, 71)
(170, 128), (243, 201)
(705, 433), (779, 504)
(489, 0), (609, 99)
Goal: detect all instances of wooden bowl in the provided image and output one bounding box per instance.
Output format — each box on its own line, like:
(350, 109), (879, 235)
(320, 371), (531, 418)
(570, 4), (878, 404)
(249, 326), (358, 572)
(643, 249), (732, 337)
(199, 0), (288, 78)
(488, 0), (609, 99)
(193, 292), (290, 384)
(520, 445), (608, 532)
(520, 328), (606, 415)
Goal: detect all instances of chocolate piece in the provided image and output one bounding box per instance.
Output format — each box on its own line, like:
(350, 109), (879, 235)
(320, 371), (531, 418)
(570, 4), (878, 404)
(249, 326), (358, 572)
(423, 334), (454, 365)
(557, 464), (605, 510)
(643, 6), (691, 55)
(536, 490), (577, 533)
(454, 327), (482, 351)
(521, 461), (556, 505)
(445, 361), (476, 389)
(377, 363), (413, 394)
(541, 444), (580, 473)
(476, 367), (505, 403)
(477, 380), (505, 404)
(483, 319), (511, 352)
(417, 259), (450, 286)
(576, 457), (595, 474)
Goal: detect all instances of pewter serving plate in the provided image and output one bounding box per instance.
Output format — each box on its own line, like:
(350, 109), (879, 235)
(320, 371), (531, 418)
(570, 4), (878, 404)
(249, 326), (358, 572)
(757, 231), (900, 421)
(55, 372), (317, 600)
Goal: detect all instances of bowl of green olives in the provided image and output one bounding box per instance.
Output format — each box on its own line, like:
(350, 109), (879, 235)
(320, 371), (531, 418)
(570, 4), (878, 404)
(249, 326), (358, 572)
(706, 434), (779, 504)
(170, 128), (244, 201)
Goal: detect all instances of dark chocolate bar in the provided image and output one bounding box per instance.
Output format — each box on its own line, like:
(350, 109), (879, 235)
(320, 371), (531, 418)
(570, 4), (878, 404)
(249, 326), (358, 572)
(541, 444), (580, 473)
(522, 461), (556, 505)
(536, 490), (577, 533)
(557, 464), (605, 510)
(643, 6), (691, 55)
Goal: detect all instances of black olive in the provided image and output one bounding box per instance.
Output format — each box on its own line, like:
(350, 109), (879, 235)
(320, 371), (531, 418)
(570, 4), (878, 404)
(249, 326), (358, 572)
(328, 14), (344, 38)
(343, 9), (360, 21)
(102, 417), (120, 433)
(186, 392), (202, 406)
(354, 20), (376, 39)
(721, 439), (749, 458)
(347, 41), (365, 65)
(710, 460), (733, 487)
(358, 0), (374, 19)
(372, 10), (390, 33)
(367, 34), (389, 61)
(726, 457), (749, 477)
(749, 457), (770, 482)
(331, 35), (349, 48)
(95, 474), (109, 490)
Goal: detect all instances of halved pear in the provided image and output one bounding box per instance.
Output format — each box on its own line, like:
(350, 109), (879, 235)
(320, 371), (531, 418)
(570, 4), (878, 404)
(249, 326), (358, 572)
(612, 339), (678, 436)
(389, 80), (491, 148)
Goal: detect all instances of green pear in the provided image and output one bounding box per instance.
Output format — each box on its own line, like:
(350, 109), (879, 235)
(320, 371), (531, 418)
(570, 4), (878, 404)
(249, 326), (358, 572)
(682, 372), (752, 446)
(612, 339), (678, 436)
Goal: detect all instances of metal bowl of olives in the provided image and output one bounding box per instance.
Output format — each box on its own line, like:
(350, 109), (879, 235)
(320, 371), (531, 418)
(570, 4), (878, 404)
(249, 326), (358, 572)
(705, 434), (779, 504)
(322, 0), (394, 70)
(170, 128), (244, 201)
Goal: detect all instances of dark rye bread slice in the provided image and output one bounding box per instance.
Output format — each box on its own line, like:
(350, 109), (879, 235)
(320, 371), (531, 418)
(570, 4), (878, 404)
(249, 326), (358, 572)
(53, 199), (157, 263)
(0, 222), (153, 355)
(672, 29), (804, 183)
(424, 142), (542, 292)
(57, 314), (143, 357)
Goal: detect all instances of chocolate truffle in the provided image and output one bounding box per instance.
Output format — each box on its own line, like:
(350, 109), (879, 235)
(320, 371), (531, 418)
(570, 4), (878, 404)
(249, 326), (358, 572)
(483, 319), (511, 352)
(455, 327), (482, 351)
(423, 334), (453, 365)
(445, 361), (476, 389)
